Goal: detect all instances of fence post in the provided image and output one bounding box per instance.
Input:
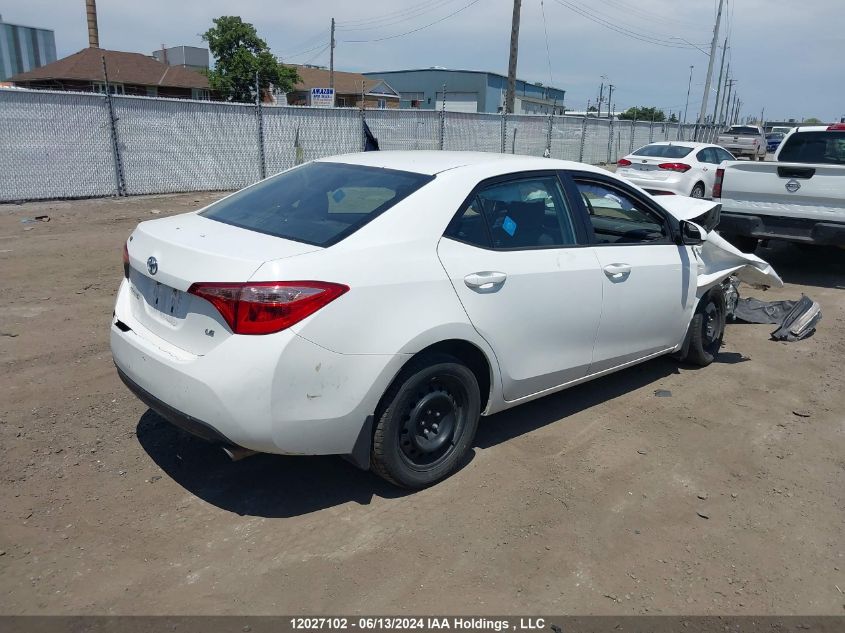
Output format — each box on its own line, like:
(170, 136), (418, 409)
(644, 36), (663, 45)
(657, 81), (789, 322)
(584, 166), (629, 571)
(438, 83), (446, 150)
(101, 56), (125, 196)
(649, 119), (654, 143)
(254, 72), (266, 180)
(545, 113), (553, 158)
(360, 80), (367, 151)
(629, 120), (636, 154)
(664, 122), (669, 141)
(606, 118), (614, 164)
(579, 116), (587, 162)
(500, 111), (507, 154)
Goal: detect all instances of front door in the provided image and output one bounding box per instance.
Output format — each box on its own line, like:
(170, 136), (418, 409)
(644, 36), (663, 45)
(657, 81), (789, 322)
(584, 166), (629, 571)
(569, 174), (697, 373)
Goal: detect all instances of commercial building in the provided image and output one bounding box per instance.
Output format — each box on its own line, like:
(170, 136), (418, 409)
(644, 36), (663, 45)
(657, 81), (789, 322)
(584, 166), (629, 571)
(362, 68), (566, 114)
(0, 16), (57, 81)
(286, 65), (400, 109)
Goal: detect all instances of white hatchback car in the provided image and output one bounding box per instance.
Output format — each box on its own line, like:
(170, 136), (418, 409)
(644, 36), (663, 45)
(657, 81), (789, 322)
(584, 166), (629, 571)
(616, 142), (736, 198)
(112, 152), (780, 488)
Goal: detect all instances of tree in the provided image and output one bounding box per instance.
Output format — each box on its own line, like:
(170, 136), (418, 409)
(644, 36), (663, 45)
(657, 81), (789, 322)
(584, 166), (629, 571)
(203, 16), (299, 102)
(618, 106), (666, 122)
(587, 105), (598, 112)
(668, 113), (678, 123)
(802, 117), (823, 125)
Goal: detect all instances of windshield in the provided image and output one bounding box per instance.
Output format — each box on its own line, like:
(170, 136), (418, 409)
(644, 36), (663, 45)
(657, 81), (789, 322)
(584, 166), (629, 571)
(724, 126), (760, 136)
(777, 131), (845, 165)
(632, 144), (693, 158)
(201, 162), (433, 246)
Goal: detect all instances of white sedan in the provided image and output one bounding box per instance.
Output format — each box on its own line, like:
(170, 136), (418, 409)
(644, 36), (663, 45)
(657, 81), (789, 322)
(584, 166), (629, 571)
(112, 151), (780, 488)
(616, 142), (736, 198)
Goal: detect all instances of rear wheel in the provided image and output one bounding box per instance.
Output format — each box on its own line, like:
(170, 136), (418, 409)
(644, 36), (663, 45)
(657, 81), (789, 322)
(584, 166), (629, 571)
(690, 182), (706, 198)
(371, 354), (480, 488)
(682, 289), (727, 367)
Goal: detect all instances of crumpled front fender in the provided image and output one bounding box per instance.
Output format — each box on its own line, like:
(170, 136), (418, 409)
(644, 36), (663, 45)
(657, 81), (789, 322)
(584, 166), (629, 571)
(694, 229), (783, 297)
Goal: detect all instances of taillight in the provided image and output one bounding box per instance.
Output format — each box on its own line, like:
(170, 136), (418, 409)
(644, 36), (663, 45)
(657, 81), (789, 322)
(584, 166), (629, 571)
(713, 168), (724, 199)
(188, 281), (349, 335)
(122, 241), (130, 279)
(657, 162), (691, 172)
(617, 158), (632, 167)
(827, 123), (845, 130)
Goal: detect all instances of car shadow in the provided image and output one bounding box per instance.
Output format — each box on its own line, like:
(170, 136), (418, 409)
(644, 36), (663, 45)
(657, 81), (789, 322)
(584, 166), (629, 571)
(136, 356), (680, 517)
(754, 241), (845, 290)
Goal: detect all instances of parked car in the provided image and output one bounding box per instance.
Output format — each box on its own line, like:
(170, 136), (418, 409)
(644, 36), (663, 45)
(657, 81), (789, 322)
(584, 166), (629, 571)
(112, 152), (781, 488)
(717, 125), (767, 161)
(616, 142), (735, 198)
(715, 123), (845, 250)
(766, 132), (785, 153)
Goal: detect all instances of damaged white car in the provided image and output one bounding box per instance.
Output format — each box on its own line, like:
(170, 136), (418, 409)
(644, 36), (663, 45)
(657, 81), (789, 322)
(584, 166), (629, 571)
(111, 152), (781, 488)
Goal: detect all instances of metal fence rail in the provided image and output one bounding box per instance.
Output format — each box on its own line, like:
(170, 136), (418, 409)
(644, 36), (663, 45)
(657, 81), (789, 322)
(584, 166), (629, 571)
(0, 88), (715, 202)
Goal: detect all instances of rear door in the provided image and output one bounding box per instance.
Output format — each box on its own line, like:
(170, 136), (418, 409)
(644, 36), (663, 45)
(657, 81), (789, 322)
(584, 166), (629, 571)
(567, 172), (697, 373)
(437, 172), (603, 401)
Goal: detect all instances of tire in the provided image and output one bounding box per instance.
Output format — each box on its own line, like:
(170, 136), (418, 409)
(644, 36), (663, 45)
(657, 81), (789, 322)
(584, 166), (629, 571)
(371, 353), (481, 488)
(690, 182), (706, 198)
(682, 289), (727, 367)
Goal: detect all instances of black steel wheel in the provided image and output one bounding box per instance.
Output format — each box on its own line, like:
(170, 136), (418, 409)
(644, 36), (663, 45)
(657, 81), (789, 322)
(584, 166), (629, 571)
(682, 288), (727, 367)
(371, 353), (480, 488)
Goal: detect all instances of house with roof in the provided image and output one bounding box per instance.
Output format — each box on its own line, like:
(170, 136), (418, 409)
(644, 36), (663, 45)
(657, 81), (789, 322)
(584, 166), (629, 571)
(286, 65), (399, 109)
(9, 47), (209, 99)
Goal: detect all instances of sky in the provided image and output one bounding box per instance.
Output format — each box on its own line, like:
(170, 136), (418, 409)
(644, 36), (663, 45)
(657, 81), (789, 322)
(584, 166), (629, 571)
(3, 0), (843, 122)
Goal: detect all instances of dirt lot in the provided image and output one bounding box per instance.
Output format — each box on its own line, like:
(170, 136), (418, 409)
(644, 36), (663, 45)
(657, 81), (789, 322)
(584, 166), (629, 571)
(1, 193), (843, 615)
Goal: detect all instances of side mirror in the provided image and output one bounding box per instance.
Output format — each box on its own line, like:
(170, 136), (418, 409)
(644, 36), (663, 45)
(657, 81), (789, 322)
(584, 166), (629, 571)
(680, 220), (705, 245)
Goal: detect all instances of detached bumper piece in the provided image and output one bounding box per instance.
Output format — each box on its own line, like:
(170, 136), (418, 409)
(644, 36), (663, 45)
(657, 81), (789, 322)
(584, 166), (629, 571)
(731, 295), (821, 342)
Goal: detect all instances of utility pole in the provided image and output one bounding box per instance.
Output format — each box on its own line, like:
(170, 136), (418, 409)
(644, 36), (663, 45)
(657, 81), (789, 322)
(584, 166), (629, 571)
(716, 63), (730, 126)
(711, 38), (727, 129)
(607, 85), (615, 118)
(683, 65), (694, 125)
(329, 18), (336, 105)
(597, 81), (604, 118)
(505, 0), (522, 114)
(723, 78), (736, 126)
(697, 0), (724, 135)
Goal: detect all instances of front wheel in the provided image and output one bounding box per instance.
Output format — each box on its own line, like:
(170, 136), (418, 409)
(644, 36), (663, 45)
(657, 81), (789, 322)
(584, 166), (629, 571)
(681, 289), (727, 367)
(690, 182), (706, 198)
(371, 354), (481, 488)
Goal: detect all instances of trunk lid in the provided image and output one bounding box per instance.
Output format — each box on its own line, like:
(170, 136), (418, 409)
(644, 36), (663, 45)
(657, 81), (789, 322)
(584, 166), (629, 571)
(125, 213), (320, 354)
(621, 156), (674, 181)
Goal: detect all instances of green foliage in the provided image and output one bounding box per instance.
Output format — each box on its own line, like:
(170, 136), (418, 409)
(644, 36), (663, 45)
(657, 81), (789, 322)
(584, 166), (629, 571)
(668, 113), (678, 123)
(619, 106), (666, 122)
(587, 105), (598, 112)
(802, 117), (823, 125)
(202, 16), (299, 102)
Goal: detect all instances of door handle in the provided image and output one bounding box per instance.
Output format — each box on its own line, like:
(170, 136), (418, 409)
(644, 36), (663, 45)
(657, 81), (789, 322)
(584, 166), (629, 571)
(464, 271), (507, 290)
(603, 263), (631, 280)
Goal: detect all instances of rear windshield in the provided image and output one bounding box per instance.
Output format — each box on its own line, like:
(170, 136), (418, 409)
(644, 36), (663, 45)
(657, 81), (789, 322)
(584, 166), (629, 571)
(777, 131), (845, 165)
(724, 126), (760, 136)
(632, 144), (693, 158)
(202, 162), (433, 246)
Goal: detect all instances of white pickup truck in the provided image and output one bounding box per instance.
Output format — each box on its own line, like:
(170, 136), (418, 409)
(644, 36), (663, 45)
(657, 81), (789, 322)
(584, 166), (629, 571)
(713, 124), (845, 249)
(717, 124), (767, 161)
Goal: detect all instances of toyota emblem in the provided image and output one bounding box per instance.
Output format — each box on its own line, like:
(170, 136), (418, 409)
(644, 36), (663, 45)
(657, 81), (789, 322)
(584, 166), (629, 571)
(147, 256), (158, 275)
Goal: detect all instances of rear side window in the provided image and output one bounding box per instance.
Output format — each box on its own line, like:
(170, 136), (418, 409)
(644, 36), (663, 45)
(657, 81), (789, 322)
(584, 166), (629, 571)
(777, 131), (845, 165)
(445, 176), (578, 249)
(202, 162), (433, 246)
(632, 144), (693, 158)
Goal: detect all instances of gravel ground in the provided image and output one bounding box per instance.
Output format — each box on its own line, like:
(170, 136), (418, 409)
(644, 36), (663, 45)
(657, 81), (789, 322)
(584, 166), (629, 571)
(0, 193), (843, 615)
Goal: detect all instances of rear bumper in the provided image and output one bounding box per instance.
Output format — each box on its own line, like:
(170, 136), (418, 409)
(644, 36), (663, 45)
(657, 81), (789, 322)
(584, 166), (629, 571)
(111, 279), (406, 456)
(718, 212), (845, 246)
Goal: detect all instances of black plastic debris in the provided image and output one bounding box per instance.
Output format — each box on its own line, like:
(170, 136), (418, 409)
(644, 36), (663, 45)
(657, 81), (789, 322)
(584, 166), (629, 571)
(771, 296), (821, 342)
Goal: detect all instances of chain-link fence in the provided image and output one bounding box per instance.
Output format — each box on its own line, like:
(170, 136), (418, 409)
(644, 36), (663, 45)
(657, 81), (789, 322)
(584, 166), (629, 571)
(0, 88), (716, 202)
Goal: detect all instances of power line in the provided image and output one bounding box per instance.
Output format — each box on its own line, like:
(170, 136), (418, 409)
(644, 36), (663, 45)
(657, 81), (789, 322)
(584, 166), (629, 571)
(550, 0), (704, 49)
(337, 0), (458, 27)
(337, 0), (460, 31)
(341, 0), (483, 43)
(562, 0), (708, 45)
(599, 0), (701, 29)
(281, 29), (330, 58)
